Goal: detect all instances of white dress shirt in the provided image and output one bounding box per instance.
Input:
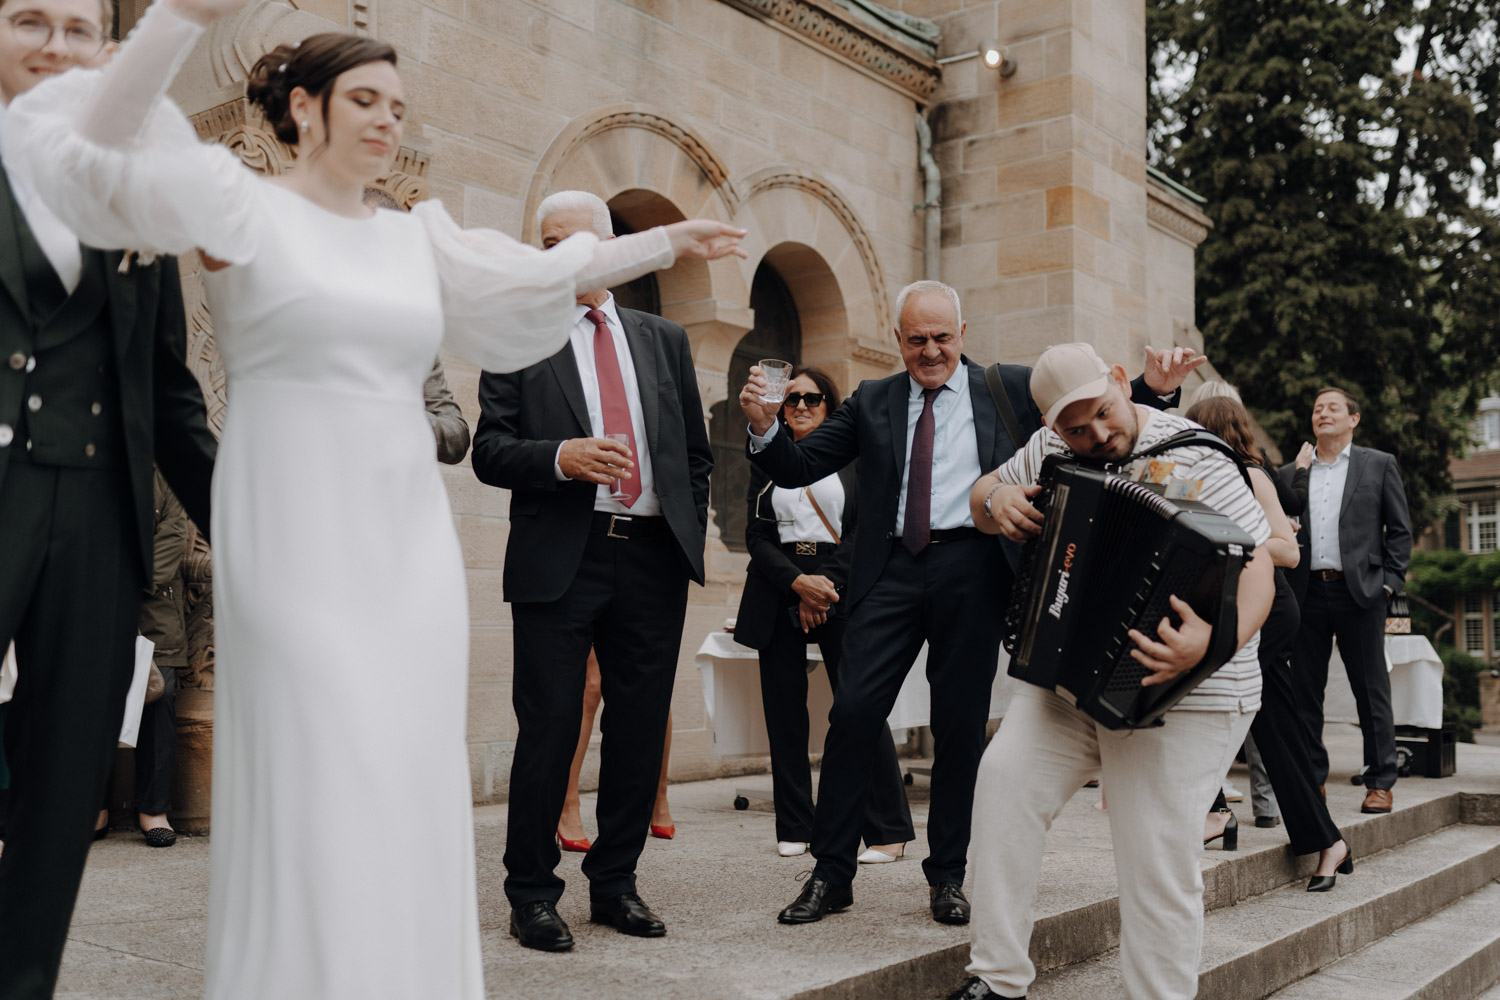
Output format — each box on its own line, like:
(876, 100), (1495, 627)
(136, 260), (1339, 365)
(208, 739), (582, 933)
(1307, 442), (1352, 571)
(552, 294), (660, 516)
(749, 363), (981, 536)
(0, 100), (81, 293)
(770, 473), (845, 544)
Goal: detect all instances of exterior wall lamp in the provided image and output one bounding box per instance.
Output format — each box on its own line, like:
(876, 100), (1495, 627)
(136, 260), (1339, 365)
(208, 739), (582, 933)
(937, 39), (1016, 77)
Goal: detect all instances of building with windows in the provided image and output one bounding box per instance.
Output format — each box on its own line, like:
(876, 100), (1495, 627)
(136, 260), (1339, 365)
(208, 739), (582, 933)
(1425, 396), (1500, 664)
(152, 0), (1214, 810)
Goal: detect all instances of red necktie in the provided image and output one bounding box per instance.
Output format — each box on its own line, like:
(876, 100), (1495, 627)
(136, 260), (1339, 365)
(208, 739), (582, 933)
(585, 308), (641, 508)
(902, 386), (940, 554)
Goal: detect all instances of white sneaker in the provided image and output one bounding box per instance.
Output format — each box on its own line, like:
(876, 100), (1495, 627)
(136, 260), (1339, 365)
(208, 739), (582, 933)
(1221, 780), (1244, 803)
(856, 844), (906, 864)
(777, 841), (808, 857)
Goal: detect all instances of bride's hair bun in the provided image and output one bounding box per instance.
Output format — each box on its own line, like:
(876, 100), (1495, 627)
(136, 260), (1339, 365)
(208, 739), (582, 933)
(245, 34), (398, 147)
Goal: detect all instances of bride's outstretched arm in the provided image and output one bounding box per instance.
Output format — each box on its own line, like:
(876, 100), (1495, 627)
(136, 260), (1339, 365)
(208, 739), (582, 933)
(2, 0), (260, 261)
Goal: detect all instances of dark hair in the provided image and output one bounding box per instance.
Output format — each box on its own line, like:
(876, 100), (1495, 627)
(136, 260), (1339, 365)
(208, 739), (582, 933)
(777, 366), (842, 429)
(1313, 385), (1360, 416)
(247, 34), (398, 149)
(1184, 395), (1264, 468)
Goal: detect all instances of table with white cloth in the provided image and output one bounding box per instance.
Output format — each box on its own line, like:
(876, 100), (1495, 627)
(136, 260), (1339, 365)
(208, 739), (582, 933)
(694, 629), (1018, 806)
(1322, 633), (1445, 732)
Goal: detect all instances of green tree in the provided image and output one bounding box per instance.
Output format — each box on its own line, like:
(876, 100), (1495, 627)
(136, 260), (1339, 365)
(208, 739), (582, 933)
(1148, 0), (1500, 525)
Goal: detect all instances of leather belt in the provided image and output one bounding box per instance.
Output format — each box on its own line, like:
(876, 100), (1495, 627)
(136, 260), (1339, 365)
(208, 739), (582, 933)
(590, 511), (670, 540)
(928, 527), (982, 544)
(783, 541), (836, 557)
(1314, 569), (1345, 582)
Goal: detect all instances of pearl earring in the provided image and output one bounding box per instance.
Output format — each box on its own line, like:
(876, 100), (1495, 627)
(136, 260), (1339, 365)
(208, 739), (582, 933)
(300, 121), (309, 134)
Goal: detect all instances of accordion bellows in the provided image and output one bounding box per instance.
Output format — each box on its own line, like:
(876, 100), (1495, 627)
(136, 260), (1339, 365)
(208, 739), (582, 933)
(1004, 457), (1257, 730)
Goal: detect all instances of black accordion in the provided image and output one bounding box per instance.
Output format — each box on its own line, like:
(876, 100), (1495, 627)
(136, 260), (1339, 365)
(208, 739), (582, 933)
(1003, 453), (1256, 729)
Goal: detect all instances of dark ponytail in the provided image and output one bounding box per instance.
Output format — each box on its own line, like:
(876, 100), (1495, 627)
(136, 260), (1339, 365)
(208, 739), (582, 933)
(246, 33), (397, 148)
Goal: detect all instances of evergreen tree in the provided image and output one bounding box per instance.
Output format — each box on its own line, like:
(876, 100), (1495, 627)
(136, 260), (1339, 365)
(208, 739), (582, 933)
(1148, 0), (1500, 525)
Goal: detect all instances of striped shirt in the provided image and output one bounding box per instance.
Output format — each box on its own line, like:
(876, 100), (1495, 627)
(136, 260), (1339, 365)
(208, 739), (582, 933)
(995, 409), (1271, 713)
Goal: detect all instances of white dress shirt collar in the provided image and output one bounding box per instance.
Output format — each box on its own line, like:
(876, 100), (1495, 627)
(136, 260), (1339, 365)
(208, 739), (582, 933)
(1313, 441), (1353, 468)
(907, 361), (967, 400)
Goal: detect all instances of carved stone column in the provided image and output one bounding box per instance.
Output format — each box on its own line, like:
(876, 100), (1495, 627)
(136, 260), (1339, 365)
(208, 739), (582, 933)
(168, 101), (430, 831)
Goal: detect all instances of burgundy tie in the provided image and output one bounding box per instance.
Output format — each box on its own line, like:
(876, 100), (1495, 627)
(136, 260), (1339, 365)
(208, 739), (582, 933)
(902, 386), (940, 554)
(585, 308), (640, 508)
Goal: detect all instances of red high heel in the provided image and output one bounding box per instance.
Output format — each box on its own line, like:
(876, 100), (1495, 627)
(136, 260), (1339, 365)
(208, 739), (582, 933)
(649, 824), (675, 840)
(556, 829), (591, 853)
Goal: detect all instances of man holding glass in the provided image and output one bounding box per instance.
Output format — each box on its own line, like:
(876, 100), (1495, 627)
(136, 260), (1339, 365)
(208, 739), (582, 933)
(739, 281), (1200, 927)
(471, 190), (714, 953)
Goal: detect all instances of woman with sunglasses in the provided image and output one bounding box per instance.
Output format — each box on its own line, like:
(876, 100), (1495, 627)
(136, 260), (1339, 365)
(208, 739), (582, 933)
(733, 367), (914, 861)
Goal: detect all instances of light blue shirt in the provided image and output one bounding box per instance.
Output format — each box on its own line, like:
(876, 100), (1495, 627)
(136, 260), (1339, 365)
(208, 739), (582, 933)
(1308, 442), (1352, 571)
(748, 363), (980, 536)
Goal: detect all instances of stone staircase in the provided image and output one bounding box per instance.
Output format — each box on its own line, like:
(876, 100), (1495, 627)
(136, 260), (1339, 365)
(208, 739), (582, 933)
(1018, 791), (1500, 1000)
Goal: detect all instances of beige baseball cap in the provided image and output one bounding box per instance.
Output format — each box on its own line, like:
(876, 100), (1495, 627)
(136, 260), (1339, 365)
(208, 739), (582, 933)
(1032, 342), (1112, 429)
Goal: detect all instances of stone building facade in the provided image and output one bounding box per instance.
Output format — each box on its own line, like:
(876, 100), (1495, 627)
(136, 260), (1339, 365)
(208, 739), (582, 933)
(157, 0), (1211, 811)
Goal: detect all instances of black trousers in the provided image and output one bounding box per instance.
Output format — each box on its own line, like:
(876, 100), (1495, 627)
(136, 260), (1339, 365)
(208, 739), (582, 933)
(810, 537), (1009, 887)
(133, 665), (177, 816)
(503, 519), (689, 905)
(1248, 573), (1342, 856)
(0, 462), (141, 1000)
(758, 593), (913, 847)
(1292, 577), (1396, 789)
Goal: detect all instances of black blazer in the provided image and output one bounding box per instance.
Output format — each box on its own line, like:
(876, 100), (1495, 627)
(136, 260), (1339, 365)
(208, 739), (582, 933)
(0, 169), (215, 583)
(472, 307), (714, 604)
(733, 462), (857, 651)
(1278, 445), (1412, 610)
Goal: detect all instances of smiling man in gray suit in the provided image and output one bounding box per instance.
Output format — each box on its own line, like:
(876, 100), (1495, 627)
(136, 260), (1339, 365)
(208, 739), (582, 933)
(1280, 386), (1411, 813)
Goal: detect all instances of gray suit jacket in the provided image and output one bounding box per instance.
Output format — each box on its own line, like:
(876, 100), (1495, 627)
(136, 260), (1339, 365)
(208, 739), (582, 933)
(423, 357), (470, 465)
(1279, 445), (1412, 609)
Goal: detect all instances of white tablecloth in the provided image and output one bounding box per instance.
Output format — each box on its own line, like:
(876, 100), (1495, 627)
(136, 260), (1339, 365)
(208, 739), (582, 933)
(695, 630), (1017, 758)
(1323, 633), (1444, 730)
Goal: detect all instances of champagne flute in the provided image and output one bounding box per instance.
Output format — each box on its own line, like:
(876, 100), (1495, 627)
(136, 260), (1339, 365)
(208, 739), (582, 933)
(606, 433), (631, 499)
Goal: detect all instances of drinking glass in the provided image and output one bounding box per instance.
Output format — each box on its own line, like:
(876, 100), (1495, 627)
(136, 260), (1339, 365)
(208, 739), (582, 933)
(759, 359), (793, 404)
(606, 433), (631, 499)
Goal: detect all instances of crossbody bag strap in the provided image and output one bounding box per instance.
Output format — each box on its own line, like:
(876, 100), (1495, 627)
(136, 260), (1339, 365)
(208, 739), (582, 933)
(1128, 428), (1254, 491)
(984, 363), (1027, 449)
(802, 487), (841, 546)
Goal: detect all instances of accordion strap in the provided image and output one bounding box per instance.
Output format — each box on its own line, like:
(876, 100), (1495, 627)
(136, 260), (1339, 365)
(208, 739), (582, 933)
(1125, 429), (1254, 491)
(984, 363), (1028, 450)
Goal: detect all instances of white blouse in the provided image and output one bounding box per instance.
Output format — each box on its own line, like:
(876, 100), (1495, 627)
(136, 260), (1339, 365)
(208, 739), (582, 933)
(0, 1), (676, 375)
(770, 472), (845, 545)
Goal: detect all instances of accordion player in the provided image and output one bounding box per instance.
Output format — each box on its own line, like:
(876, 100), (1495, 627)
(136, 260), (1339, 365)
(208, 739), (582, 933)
(1003, 450), (1257, 730)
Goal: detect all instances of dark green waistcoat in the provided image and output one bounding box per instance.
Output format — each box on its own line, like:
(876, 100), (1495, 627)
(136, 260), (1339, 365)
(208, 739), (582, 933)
(3, 187), (126, 469)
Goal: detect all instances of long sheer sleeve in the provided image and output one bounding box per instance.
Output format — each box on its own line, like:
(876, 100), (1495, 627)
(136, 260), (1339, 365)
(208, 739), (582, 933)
(412, 201), (675, 372)
(2, 2), (260, 263)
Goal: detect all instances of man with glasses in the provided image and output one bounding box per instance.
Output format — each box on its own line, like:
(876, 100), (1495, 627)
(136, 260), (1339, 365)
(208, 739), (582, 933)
(0, 2), (217, 995)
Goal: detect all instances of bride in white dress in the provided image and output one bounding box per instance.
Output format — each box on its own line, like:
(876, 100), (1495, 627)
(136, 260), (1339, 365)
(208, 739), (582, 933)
(2, 1), (743, 995)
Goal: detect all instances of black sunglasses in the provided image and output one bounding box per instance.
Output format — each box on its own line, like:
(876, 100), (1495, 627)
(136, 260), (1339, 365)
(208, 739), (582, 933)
(782, 392), (826, 410)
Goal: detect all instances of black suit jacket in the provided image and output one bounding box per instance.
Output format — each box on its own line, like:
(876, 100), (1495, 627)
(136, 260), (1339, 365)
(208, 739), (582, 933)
(733, 463), (857, 651)
(472, 307), (714, 604)
(0, 169), (215, 583)
(1278, 445), (1411, 610)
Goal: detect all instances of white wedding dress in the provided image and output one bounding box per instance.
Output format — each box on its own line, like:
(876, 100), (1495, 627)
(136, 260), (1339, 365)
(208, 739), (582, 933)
(3, 6), (679, 997)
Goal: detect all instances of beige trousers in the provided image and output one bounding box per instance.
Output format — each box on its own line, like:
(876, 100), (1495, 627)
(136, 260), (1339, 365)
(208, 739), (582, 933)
(967, 685), (1254, 999)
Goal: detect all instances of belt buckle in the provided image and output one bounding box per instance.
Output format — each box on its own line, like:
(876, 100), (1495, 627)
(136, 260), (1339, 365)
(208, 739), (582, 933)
(795, 541), (818, 556)
(607, 514), (632, 540)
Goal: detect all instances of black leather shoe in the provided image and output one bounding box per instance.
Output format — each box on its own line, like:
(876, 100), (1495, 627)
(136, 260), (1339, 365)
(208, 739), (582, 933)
(944, 977), (1021, 999)
(509, 901), (574, 952)
(930, 881), (970, 925)
(1254, 815), (1281, 829)
(590, 892), (666, 937)
(777, 875), (853, 924)
(1306, 842), (1354, 892)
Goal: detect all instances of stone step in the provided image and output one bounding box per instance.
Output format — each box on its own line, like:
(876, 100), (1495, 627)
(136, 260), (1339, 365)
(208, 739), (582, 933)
(1264, 881), (1500, 999)
(1026, 823), (1500, 999)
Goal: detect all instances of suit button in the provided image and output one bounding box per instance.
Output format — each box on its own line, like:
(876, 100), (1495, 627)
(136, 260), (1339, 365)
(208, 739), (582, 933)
(26, 394), (41, 412)
(84, 443), (96, 458)
(7, 352), (23, 371)
(90, 402), (102, 416)
(25, 356), (34, 373)
(0, 424), (11, 447)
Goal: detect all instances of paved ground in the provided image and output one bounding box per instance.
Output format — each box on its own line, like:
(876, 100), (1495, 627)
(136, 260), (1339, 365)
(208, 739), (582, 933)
(55, 726), (1500, 999)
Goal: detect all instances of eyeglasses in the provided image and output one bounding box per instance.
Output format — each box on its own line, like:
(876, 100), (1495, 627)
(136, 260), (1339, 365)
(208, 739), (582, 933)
(782, 392), (826, 410)
(4, 13), (107, 57)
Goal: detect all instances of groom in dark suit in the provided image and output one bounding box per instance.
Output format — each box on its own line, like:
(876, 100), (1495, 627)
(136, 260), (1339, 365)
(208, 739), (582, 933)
(739, 282), (1196, 926)
(0, 2), (217, 993)
(1280, 386), (1411, 812)
(472, 190), (712, 952)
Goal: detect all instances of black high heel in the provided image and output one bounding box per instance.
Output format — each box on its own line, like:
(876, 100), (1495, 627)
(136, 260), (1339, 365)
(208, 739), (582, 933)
(1204, 809), (1238, 851)
(1306, 841), (1354, 892)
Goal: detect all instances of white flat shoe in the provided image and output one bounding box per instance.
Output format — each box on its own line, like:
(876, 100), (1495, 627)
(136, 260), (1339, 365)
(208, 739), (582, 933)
(777, 841), (809, 857)
(856, 844), (906, 864)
